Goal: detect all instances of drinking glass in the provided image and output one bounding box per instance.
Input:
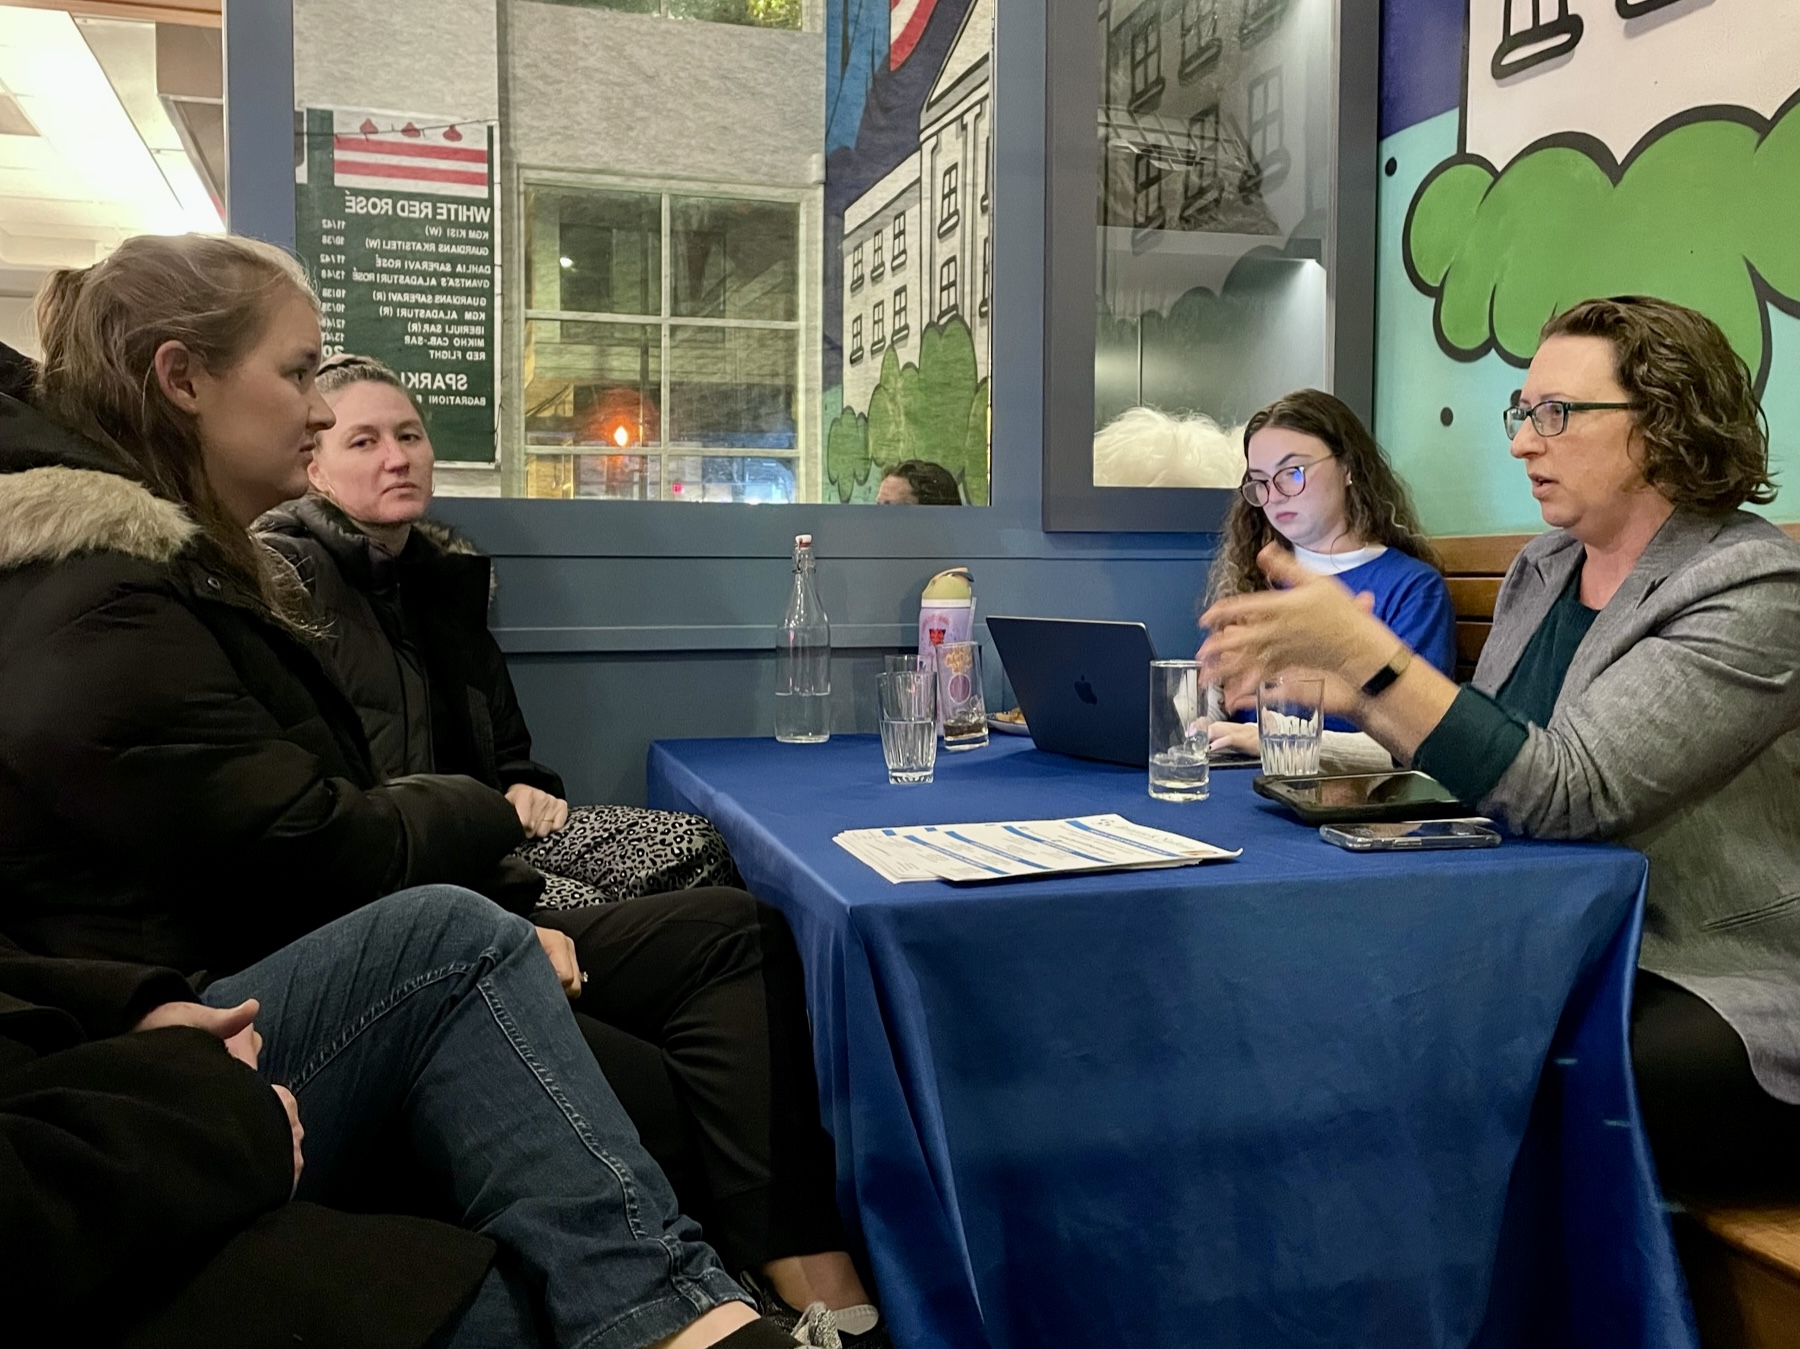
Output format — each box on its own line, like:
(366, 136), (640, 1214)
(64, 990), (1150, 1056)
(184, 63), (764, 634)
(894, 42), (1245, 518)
(1148, 659), (1209, 801)
(1258, 676), (1324, 776)
(878, 671), (938, 784)
(884, 653), (923, 674)
(937, 641), (989, 751)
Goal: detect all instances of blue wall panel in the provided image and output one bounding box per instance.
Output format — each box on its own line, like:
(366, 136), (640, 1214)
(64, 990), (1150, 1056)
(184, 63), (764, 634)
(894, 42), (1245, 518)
(451, 543), (1217, 805)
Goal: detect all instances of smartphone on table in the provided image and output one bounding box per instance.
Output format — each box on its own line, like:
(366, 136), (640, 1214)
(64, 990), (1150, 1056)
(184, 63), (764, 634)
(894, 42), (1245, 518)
(1319, 821), (1501, 852)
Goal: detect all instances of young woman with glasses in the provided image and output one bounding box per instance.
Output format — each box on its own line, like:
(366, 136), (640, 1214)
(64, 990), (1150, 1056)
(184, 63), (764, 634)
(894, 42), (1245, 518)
(1202, 388), (1454, 760)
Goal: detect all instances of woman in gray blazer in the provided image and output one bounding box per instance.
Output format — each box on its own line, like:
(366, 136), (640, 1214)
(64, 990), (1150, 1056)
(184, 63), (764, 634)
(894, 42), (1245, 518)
(1200, 296), (1800, 1203)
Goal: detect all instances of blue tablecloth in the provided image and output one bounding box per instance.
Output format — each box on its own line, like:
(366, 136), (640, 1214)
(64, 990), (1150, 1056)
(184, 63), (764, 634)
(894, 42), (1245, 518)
(647, 736), (1696, 1349)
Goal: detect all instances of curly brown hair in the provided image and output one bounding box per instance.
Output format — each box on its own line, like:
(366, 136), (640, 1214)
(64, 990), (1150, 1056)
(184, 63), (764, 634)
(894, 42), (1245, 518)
(1538, 296), (1774, 513)
(1204, 389), (1440, 604)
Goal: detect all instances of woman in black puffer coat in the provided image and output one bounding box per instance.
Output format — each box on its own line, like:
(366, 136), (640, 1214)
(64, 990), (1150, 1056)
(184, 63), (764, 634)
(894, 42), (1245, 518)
(255, 365), (739, 911)
(0, 338), (538, 978)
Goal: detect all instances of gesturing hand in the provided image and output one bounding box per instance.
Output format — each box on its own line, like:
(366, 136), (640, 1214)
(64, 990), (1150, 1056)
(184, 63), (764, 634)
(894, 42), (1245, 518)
(136, 998), (263, 1070)
(1198, 544), (1393, 709)
(534, 925), (585, 999)
(507, 784), (571, 839)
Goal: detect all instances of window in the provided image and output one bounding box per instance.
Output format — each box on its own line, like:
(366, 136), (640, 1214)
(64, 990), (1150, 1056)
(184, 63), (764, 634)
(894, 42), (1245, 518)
(871, 300), (886, 352)
(540, 0), (802, 32)
(1179, 0), (1222, 79)
(850, 314), (864, 362)
(851, 243), (864, 290)
(1182, 104), (1222, 216)
(1247, 69), (1288, 191)
(979, 237), (990, 318)
(892, 212), (908, 267)
(938, 256), (959, 319)
(1133, 149), (1165, 230)
(939, 163), (960, 234)
(1126, 2), (1165, 113)
(1491, 0), (1582, 79)
(871, 232), (885, 281)
(892, 286), (910, 344)
(1239, 0), (1287, 46)
(981, 134), (991, 212)
(524, 186), (801, 500)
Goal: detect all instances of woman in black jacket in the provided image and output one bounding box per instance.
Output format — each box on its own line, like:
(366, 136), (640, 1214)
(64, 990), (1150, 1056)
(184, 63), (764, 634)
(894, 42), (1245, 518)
(0, 232), (859, 1349)
(252, 355), (883, 1337)
(258, 355), (738, 909)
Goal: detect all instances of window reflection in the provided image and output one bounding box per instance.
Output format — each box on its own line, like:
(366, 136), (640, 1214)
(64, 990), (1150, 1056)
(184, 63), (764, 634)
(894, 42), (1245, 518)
(1095, 0), (1331, 487)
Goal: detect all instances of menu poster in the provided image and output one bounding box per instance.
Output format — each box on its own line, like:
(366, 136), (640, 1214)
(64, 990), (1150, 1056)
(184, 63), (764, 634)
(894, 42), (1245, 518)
(295, 107), (498, 464)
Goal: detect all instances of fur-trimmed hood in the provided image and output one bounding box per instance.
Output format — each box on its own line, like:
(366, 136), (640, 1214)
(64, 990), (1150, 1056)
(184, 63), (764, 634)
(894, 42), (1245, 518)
(0, 353), (199, 572)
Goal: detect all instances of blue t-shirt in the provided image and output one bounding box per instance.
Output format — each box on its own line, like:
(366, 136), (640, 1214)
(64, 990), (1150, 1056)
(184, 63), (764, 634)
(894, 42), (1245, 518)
(1333, 547), (1457, 681)
(1224, 546), (1457, 732)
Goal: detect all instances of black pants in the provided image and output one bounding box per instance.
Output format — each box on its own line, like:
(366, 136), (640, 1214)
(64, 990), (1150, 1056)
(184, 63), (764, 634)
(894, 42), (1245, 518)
(1631, 972), (1800, 1204)
(532, 888), (845, 1275)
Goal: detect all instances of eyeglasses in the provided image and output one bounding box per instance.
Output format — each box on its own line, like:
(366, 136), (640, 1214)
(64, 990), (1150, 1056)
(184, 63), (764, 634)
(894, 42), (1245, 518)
(1239, 456), (1332, 508)
(1503, 399), (1636, 440)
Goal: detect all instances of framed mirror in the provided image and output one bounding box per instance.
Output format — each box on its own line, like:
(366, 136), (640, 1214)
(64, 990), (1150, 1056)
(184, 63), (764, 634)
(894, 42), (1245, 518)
(1042, 0), (1378, 532)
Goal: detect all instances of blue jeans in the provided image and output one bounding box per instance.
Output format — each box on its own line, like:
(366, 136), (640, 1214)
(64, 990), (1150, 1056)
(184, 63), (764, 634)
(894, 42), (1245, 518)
(203, 886), (750, 1349)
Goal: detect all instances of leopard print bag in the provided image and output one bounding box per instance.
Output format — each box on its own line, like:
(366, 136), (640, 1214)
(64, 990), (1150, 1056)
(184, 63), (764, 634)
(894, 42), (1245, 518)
(519, 804), (743, 909)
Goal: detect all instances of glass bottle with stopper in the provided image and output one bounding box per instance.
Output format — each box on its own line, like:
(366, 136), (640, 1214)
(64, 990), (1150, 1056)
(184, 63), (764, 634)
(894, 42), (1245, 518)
(775, 534), (831, 743)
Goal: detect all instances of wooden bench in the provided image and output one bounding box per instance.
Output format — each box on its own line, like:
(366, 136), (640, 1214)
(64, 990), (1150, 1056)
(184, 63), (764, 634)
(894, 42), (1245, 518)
(1677, 1208), (1800, 1349)
(1434, 530), (1800, 1346)
(1433, 534), (1536, 681)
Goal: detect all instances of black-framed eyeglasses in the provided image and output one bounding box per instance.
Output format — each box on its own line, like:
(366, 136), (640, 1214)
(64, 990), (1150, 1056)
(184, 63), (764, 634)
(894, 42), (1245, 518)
(1503, 399), (1636, 440)
(1239, 456), (1333, 508)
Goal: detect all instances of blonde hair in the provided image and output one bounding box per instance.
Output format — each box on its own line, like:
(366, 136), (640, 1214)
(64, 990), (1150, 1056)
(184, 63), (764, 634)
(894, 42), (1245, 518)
(33, 233), (319, 630)
(315, 351), (408, 399)
(1092, 406), (1245, 488)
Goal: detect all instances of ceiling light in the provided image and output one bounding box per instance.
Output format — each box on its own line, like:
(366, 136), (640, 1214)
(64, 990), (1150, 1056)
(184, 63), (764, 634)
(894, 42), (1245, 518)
(0, 8), (199, 236)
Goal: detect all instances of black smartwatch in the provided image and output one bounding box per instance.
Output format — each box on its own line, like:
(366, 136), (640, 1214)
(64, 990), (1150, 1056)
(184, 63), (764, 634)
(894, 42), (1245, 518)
(1359, 646), (1413, 698)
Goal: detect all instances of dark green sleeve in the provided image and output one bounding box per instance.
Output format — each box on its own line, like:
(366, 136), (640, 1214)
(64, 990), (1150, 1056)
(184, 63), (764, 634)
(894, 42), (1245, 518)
(1414, 686), (1531, 804)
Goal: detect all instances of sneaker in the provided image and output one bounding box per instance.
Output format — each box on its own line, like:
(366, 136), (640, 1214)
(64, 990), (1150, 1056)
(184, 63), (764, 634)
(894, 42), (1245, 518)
(835, 1313), (891, 1349)
(737, 1269), (888, 1349)
(789, 1302), (841, 1349)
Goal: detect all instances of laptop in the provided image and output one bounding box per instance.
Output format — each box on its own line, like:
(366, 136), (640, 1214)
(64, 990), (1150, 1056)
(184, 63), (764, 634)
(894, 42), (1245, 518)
(987, 616), (1260, 769)
(986, 616), (1158, 767)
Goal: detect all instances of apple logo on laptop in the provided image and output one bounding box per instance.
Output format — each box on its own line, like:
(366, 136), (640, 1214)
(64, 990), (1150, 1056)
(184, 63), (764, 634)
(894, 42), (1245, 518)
(1074, 676), (1098, 705)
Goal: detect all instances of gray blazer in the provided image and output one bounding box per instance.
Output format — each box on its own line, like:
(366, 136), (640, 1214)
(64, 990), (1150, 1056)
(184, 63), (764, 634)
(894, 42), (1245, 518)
(1474, 509), (1800, 1102)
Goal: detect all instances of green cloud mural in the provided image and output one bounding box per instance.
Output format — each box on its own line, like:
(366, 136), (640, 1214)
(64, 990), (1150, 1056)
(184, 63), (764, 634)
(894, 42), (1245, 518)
(1405, 99), (1800, 385)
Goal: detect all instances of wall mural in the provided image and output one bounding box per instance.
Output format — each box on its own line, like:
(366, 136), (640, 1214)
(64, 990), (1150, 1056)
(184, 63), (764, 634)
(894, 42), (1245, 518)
(1375, 0), (1800, 533)
(822, 0), (993, 504)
